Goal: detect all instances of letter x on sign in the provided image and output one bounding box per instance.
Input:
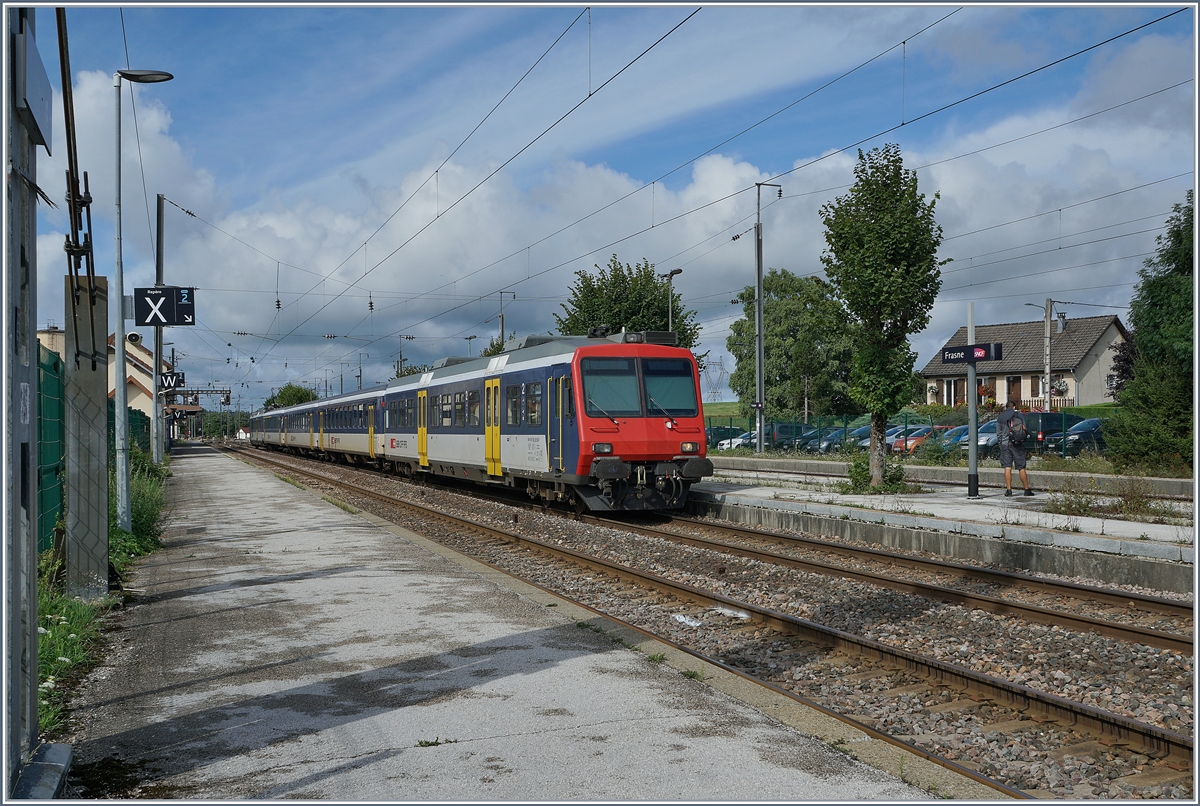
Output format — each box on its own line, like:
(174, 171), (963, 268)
(145, 296), (167, 323)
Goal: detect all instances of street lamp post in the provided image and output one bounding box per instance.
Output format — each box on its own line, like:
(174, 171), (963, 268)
(464, 335), (477, 356)
(660, 268), (682, 331)
(754, 182), (781, 454)
(113, 67), (172, 529)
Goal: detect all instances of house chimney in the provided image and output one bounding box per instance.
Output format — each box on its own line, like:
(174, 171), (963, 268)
(1057, 312), (1067, 333)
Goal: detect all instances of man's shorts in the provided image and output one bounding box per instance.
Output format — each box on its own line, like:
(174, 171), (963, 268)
(1000, 443), (1026, 470)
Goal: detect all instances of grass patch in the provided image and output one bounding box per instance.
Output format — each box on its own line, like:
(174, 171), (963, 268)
(274, 473), (305, 489)
(1043, 475), (1190, 525)
(647, 653), (666, 663)
(322, 496), (359, 514)
(682, 669), (705, 681)
(38, 448), (168, 735)
(416, 737), (458, 747)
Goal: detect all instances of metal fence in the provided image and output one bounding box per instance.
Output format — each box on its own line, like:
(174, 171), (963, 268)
(36, 346), (64, 553)
(35, 349), (153, 553)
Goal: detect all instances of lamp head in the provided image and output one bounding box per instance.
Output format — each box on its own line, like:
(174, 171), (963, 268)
(117, 69), (174, 84)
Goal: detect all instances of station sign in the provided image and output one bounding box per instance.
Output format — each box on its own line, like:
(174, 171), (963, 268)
(160, 372), (185, 390)
(134, 286), (196, 327)
(941, 342), (1003, 364)
(171, 409), (188, 421)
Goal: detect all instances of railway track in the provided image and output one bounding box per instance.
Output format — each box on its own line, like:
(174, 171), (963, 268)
(223, 445), (1194, 798)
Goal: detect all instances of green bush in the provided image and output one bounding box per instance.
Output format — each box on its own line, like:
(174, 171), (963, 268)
(843, 450), (905, 493)
(1105, 361), (1192, 473)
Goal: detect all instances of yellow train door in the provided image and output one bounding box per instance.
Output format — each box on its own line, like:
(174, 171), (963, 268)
(485, 377), (501, 476)
(417, 390), (429, 467)
(367, 404), (376, 459)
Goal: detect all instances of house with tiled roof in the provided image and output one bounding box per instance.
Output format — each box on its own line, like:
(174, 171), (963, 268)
(921, 314), (1128, 409)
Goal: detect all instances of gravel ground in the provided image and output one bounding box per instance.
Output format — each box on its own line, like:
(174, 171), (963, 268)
(241, 450), (1195, 799)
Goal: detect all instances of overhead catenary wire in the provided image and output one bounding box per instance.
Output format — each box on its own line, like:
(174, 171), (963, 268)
(200, 10), (1186, 397)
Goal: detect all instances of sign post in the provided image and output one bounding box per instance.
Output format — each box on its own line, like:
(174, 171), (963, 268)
(940, 323), (1004, 499)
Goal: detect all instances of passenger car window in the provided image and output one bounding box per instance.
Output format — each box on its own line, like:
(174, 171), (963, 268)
(441, 395), (453, 428)
(506, 385), (521, 426)
(454, 392), (466, 427)
(526, 382), (542, 426)
(467, 390), (480, 427)
(429, 396), (438, 428)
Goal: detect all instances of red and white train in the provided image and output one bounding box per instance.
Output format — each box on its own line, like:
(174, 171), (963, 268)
(250, 329), (713, 511)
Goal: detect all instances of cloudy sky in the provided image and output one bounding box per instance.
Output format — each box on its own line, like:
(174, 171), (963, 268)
(31, 4), (1195, 410)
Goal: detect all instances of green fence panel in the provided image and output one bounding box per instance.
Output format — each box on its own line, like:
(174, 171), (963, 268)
(37, 345), (65, 553)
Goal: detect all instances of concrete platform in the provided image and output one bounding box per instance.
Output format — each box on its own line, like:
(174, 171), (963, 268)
(690, 477), (1194, 594)
(55, 444), (998, 800)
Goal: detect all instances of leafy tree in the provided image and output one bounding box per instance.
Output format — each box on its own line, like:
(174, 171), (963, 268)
(555, 255), (701, 351)
(1128, 189), (1192, 373)
(1105, 190), (1193, 469)
(396, 363), (433, 378)
(264, 382), (319, 409)
(819, 144), (947, 487)
(478, 334), (507, 357)
(727, 271), (855, 419)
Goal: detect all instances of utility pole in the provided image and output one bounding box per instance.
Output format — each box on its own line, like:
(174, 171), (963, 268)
(396, 334), (414, 376)
(152, 193), (164, 463)
(967, 303), (979, 498)
(1043, 298), (1052, 413)
(754, 182), (781, 454)
(497, 291), (516, 344)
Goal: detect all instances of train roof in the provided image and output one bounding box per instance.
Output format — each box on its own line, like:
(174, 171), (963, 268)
(252, 329), (683, 417)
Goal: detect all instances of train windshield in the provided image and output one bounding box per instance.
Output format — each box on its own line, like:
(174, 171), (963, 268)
(641, 358), (698, 418)
(581, 357), (642, 418)
(580, 356), (699, 419)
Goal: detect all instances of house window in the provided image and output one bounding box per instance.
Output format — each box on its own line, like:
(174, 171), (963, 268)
(1106, 374), (1115, 389)
(1030, 375), (1041, 398)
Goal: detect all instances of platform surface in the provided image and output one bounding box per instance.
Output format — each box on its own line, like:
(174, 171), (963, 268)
(58, 444), (936, 800)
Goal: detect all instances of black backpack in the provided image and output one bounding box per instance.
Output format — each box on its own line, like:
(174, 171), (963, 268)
(1008, 413), (1027, 446)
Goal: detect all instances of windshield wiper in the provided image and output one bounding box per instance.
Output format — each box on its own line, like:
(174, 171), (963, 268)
(648, 397), (678, 426)
(587, 397), (619, 425)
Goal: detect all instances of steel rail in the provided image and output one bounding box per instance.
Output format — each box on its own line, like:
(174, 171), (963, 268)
(665, 513), (1193, 618)
(228, 446), (1193, 763)
(585, 517), (1192, 654)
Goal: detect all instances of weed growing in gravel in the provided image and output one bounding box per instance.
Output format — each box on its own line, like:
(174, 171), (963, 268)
(682, 669), (704, 681)
(647, 653), (666, 663)
(416, 738), (458, 747)
(322, 496), (359, 514)
(274, 473), (304, 489)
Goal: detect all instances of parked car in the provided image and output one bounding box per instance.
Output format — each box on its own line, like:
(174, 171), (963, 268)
(1042, 418), (1107, 456)
(960, 420), (999, 457)
(856, 424), (922, 450)
(706, 425), (743, 448)
(936, 424), (969, 447)
(1021, 412), (1086, 454)
(774, 431), (822, 452)
(890, 425), (938, 455)
(762, 422), (818, 449)
(717, 431), (757, 450)
(803, 427), (848, 453)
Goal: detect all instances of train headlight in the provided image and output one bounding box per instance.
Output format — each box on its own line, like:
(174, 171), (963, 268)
(680, 442), (699, 453)
(592, 443), (613, 454)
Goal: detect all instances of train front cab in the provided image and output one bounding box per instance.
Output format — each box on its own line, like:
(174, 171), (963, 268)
(570, 336), (714, 512)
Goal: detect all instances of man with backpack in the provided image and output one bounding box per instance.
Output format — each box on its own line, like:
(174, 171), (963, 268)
(997, 400), (1034, 497)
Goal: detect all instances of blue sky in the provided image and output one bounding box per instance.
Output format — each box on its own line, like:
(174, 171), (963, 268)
(30, 4), (1195, 409)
